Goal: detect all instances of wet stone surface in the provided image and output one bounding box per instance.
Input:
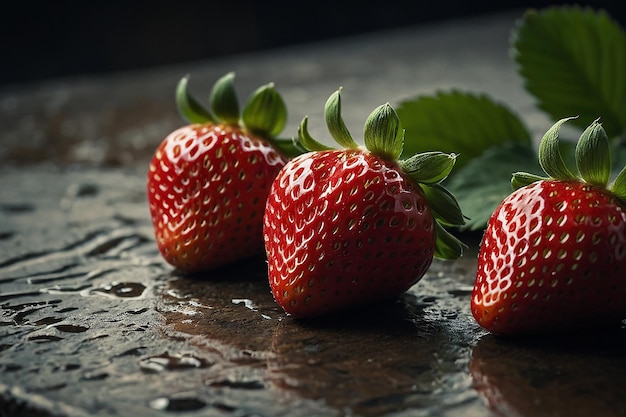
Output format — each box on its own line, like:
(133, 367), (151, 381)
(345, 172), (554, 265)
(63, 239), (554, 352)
(0, 167), (486, 416)
(2, 10), (626, 417)
(2, 168), (626, 417)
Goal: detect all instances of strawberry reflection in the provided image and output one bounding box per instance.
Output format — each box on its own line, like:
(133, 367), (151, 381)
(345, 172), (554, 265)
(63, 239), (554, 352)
(470, 330), (626, 417)
(266, 295), (474, 416)
(158, 265), (476, 416)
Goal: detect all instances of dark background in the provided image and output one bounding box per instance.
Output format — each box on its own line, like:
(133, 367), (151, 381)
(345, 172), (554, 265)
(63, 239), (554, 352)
(0, 1), (623, 88)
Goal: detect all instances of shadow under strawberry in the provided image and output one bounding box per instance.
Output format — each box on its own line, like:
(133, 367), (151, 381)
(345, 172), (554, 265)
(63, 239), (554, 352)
(470, 328), (626, 417)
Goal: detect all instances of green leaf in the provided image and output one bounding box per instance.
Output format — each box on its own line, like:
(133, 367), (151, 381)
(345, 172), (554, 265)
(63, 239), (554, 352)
(538, 117), (578, 180)
(575, 118), (611, 186)
(209, 72), (239, 124)
(400, 152), (457, 184)
(175, 75), (215, 124)
(446, 142), (542, 231)
(512, 6), (626, 139)
(396, 91), (531, 171)
(363, 103), (404, 161)
(324, 89), (359, 149)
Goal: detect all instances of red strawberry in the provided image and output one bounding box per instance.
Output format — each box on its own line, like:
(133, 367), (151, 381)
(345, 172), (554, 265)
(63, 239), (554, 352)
(147, 72), (300, 272)
(472, 117), (626, 335)
(263, 89), (466, 317)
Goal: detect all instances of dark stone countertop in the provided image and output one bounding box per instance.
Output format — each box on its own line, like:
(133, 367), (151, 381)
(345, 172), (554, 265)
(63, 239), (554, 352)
(2, 10), (626, 417)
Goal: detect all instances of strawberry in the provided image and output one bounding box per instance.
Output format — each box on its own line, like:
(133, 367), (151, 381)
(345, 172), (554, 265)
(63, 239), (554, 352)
(471, 117), (626, 336)
(147, 72), (301, 272)
(263, 89), (466, 317)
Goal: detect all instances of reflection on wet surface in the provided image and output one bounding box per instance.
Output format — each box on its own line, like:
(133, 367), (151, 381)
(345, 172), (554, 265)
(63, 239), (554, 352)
(471, 332), (626, 417)
(2, 164), (626, 417)
(156, 257), (485, 416)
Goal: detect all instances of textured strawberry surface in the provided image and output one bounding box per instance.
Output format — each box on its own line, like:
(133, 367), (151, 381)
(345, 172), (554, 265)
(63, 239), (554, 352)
(472, 180), (626, 335)
(148, 124), (286, 272)
(264, 149), (436, 317)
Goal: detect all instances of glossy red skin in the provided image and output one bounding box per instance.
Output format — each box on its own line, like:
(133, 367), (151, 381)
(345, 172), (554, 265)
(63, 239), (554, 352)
(263, 149), (436, 317)
(472, 180), (626, 335)
(147, 123), (287, 272)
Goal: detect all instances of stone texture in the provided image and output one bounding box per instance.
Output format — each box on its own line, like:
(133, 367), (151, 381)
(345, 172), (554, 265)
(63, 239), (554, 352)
(1, 9), (625, 417)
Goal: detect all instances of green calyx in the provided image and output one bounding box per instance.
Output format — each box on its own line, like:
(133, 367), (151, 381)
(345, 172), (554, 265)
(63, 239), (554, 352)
(175, 72), (300, 156)
(299, 89), (467, 260)
(513, 117), (626, 202)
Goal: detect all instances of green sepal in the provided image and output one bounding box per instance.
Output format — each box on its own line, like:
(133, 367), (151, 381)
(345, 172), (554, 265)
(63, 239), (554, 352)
(242, 82), (287, 138)
(420, 183), (466, 227)
(400, 152), (456, 184)
(433, 222), (467, 260)
(610, 165), (626, 202)
(209, 72), (239, 124)
(364, 103), (404, 162)
(298, 116), (335, 152)
(575, 118), (611, 187)
(538, 116), (578, 180)
(511, 172), (547, 190)
(176, 75), (215, 124)
(325, 89), (360, 149)
(272, 137), (308, 158)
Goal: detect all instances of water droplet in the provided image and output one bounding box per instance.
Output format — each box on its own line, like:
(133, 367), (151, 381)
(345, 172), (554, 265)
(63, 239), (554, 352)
(88, 282), (146, 299)
(208, 376), (265, 390)
(33, 316), (64, 326)
(28, 335), (63, 343)
(139, 352), (211, 373)
(149, 394), (206, 411)
(116, 346), (147, 357)
(1, 363), (23, 372)
(232, 298), (257, 310)
(81, 370), (109, 381)
(0, 203), (35, 214)
(54, 324), (89, 333)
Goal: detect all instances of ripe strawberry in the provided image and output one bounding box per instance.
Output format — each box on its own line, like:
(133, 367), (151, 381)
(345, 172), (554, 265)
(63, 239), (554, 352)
(472, 117), (626, 335)
(147, 72), (300, 272)
(263, 89), (466, 317)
